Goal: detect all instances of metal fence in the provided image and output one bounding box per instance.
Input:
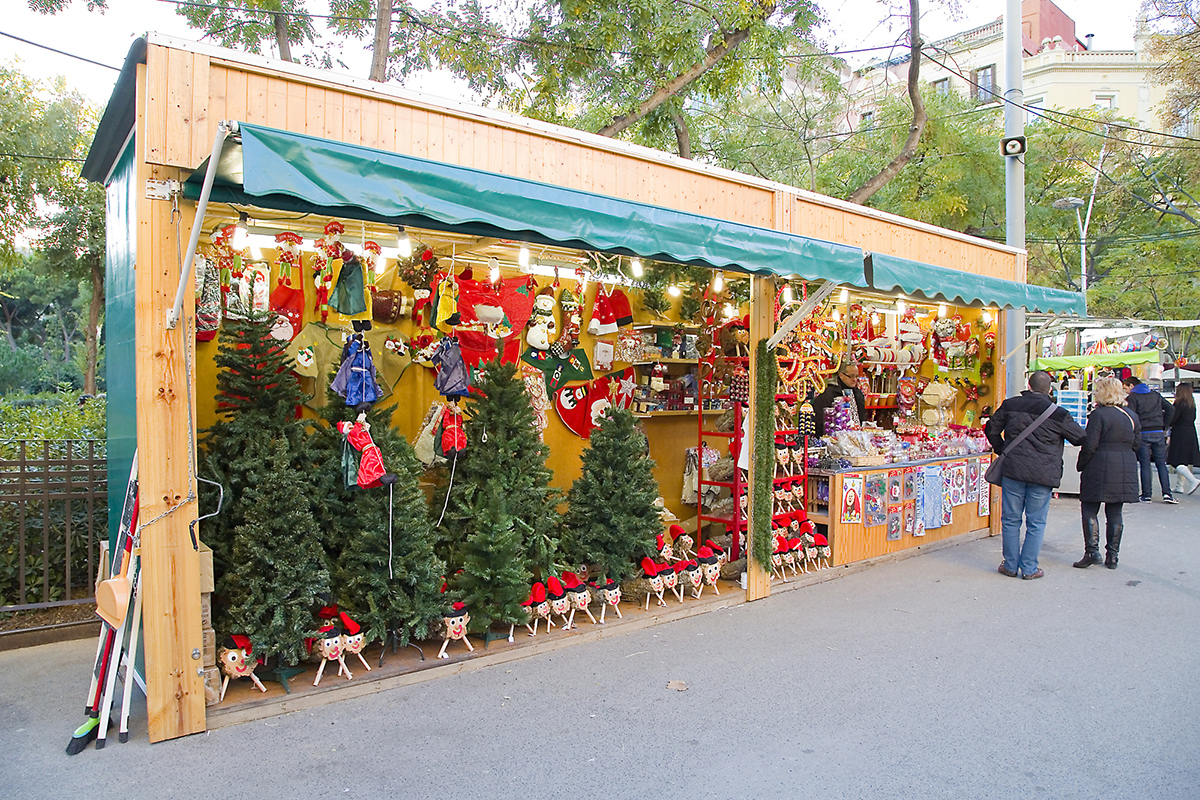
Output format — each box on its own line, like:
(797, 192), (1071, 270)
(0, 440), (108, 613)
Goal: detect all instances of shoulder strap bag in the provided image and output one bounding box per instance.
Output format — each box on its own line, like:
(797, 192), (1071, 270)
(984, 402), (1058, 486)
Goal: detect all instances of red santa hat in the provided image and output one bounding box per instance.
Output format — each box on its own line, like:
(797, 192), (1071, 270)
(656, 533), (669, 553)
(641, 557), (662, 579)
(319, 622), (342, 639)
(681, 559), (700, 575)
(227, 634), (252, 654)
(589, 576), (620, 592)
(561, 572), (587, 594)
(703, 539), (725, 558)
(608, 288), (633, 328)
(813, 533), (828, 546)
(546, 575), (567, 600)
(588, 288), (619, 335)
(443, 601), (467, 618)
(522, 582), (547, 607)
(774, 535), (790, 554)
(697, 546), (718, 565)
(787, 537), (802, 553)
(338, 612), (362, 636)
(668, 524), (686, 540)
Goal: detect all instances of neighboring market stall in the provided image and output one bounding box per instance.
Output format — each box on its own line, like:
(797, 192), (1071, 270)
(80, 34), (1084, 742)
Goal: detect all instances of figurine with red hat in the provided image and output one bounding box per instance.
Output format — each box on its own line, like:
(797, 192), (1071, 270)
(814, 532), (832, 569)
(339, 612), (372, 673)
(800, 532), (818, 572)
(590, 576), (623, 623)
(669, 524), (695, 561)
(696, 546), (721, 596)
(658, 560), (683, 603)
(770, 536), (789, 582)
(655, 532), (674, 562)
(703, 539), (726, 567)
(545, 576), (572, 630)
(561, 572), (597, 628)
(680, 559), (703, 598)
(217, 635), (267, 701)
(521, 581), (553, 636)
(313, 622), (352, 686)
(438, 602), (474, 659)
(640, 557), (667, 610)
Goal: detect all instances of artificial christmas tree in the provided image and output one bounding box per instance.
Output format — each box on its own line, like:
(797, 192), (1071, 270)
(224, 439), (331, 668)
(562, 408), (661, 584)
(434, 356), (561, 578)
(450, 480), (533, 638)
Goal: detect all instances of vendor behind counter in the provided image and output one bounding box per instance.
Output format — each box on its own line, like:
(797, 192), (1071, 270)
(813, 363), (868, 436)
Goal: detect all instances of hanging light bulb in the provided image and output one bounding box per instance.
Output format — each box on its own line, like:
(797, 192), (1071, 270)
(938, 303), (948, 318)
(518, 245), (530, 269)
(232, 211), (249, 251)
(667, 284), (682, 297)
(712, 271), (724, 292)
(839, 287), (849, 304)
(897, 298), (907, 315)
(782, 284), (794, 304)
(832, 308), (842, 322)
(631, 257), (644, 278)
(981, 309), (993, 326)
(397, 226), (412, 259)
(489, 256), (500, 284)
(723, 303), (737, 319)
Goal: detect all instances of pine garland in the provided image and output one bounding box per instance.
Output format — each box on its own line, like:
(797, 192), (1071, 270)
(752, 339), (777, 569)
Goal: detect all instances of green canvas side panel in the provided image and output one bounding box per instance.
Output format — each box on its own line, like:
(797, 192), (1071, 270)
(105, 141), (137, 549)
(1033, 350), (1160, 371)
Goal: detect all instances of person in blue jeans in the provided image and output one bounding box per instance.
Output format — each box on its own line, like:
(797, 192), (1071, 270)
(1122, 376), (1176, 503)
(984, 371), (1087, 579)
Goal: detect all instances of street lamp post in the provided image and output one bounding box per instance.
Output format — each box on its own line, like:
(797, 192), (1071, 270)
(1053, 196), (1088, 293)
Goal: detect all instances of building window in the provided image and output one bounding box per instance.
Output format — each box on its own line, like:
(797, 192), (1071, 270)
(933, 78), (950, 96)
(1026, 96), (1044, 124)
(1093, 93), (1116, 109)
(860, 111), (874, 129)
(974, 65), (997, 102)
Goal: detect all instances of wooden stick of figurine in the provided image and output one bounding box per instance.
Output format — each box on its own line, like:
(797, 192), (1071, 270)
(682, 560), (703, 598)
(640, 558), (666, 610)
(698, 546), (721, 595)
(562, 573), (597, 628)
(592, 578), (622, 623)
(659, 562), (683, 604)
(314, 624), (351, 686)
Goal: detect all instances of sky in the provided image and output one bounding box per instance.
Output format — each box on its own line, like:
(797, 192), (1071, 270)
(3, 0), (1146, 108)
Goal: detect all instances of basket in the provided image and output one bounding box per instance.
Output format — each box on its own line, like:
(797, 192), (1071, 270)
(847, 455), (886, 467)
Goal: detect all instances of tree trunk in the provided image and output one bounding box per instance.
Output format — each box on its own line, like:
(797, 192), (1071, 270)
(85, 255), (102, 395)
(670, 109), (692, 159)
(273, 13), (292, 62)
(597, 24), (759, 138)
(845, 0), (927, 205)
(369, 0), (394, 82)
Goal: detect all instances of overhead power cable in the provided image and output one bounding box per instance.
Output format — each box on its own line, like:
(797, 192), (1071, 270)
(0, 30), (121, 71)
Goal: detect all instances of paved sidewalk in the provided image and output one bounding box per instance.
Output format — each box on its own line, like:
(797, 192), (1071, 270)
(3, 494), (1198, 800)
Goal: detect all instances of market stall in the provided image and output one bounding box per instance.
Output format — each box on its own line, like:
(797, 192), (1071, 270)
(80, 34), (1081, 742)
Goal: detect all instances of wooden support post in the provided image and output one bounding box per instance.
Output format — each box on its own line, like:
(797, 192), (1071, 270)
(744, 276), (773, 601)
(135, 61), (206, 741)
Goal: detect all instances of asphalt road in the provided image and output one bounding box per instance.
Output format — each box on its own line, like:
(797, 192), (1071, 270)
(4, 493), (1198, 800)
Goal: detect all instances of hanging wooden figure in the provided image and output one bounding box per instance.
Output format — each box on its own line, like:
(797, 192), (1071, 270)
(313, 623), (352, 686)
(438, 602), (474, 659)
(591, 577), (622, 623)
(217, 635), (267, 701)
(561, 572), (597, 628)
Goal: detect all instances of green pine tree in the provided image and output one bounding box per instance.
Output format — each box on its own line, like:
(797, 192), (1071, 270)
(562, 407), (661, 583)
(434, 356), (561, 578)
(450, 480), (533, 634)
(225, 439), (330, 667)
(199, 312), (312, 633)
(335, 418), (446, 647)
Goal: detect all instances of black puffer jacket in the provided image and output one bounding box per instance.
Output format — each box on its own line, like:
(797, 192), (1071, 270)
(984, 391), (1087, 487)
(1126, 385), (1173, 432)
(1077, 404), (1141, 503)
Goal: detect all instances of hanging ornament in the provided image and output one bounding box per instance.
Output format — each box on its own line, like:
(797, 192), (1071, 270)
(273, 231), (302, 287)
(362, 240), (382, 294)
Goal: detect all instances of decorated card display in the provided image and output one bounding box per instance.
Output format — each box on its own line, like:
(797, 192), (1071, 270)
(903, 467), (916, 502)
(941, 468), (954, 526)
(888, 470), (903, 505)
(841, 474), (864, 525)
(950, 461), (968, 507)
(886, 505), (902, 541)
(978, 459), (992, 517)
(913, 469), (926, 537)
(864, 473), (887, 527)
(554, 368), (636, 438)
(966, 459), (980, 502)
(903, 500), (916, 537)
(922, 464), (943, 530)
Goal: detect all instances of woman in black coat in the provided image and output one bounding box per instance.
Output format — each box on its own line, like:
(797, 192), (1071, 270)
(1075, 376), (1141, 570)
(1167, 383), (1200, 494)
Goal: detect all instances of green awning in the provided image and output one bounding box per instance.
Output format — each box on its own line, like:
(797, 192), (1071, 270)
(1032, 350), (1161, 371)
(871, 253), (1087, 315)
(185, 123), (865, 284)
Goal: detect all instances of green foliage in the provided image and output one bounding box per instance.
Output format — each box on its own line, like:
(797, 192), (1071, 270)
(0, 394), (106, 446)
(752, 339), (776, 568)
(562, 407), (660, 583)
(174, 0), (317, 58)
(449, 481), (532, 633)
(225, 439), (330, 666)
(435, 357), (560, 579)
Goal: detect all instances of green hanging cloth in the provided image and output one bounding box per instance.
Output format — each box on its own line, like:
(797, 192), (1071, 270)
(331, 252), (367, 316)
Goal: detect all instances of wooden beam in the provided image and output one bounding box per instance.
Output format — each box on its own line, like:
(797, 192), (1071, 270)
(135, 62), (206, 742)
(744, 275), (773, 601)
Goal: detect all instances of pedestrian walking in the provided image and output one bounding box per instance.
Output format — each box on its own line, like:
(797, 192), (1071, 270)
(1167, 382), (1200, 495)
(985, 370), (1087, 580)
(1073, 376), (1141, 570)
(1123, 376), (1176, 503)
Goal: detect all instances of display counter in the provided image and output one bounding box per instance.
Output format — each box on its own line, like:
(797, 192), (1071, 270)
(801, 453), (996, 565)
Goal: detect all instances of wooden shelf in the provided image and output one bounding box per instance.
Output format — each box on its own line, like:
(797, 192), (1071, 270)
(638, 409), (699, 417)
(630, 358), (698, 365)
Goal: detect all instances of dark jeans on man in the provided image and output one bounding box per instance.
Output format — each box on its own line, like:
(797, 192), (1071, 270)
(1138, 430), (1172, 500)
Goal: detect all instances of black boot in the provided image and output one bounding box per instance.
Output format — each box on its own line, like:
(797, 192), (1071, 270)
(1105, 522), (1122, 569)
(1075, 509), (1103, 568)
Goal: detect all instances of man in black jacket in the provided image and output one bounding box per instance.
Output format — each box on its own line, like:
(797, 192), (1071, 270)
(984, 371), (1087, 579)
(812, 362), (868, 436)
(1122, 376), (1176, 503)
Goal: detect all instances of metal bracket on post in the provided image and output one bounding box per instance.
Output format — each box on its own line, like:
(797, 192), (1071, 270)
(166, 119), (239, 330)
(766, 279), (838, 350)
(145, 179), (180, 200)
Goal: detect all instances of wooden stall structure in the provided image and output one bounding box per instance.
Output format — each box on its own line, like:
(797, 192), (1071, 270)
(82, 34), (1084, 742)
